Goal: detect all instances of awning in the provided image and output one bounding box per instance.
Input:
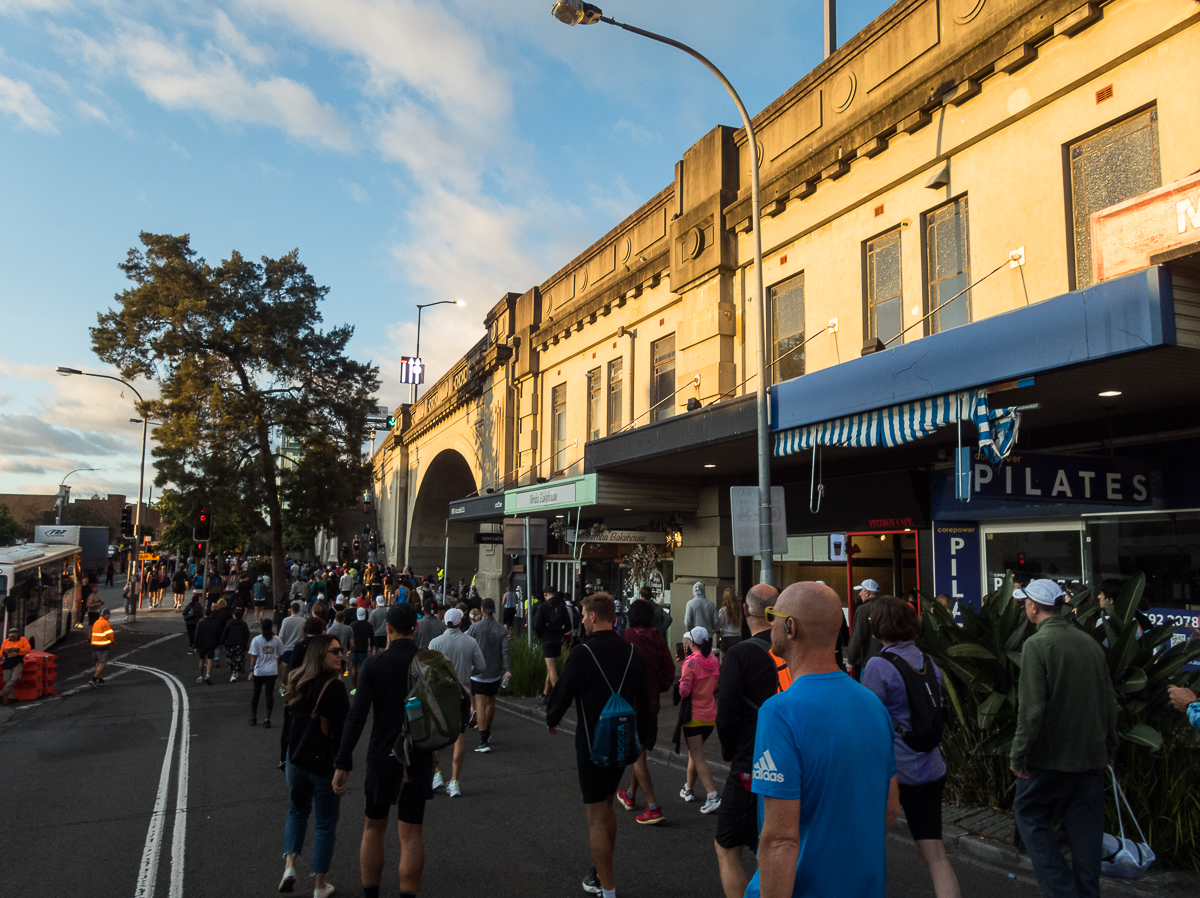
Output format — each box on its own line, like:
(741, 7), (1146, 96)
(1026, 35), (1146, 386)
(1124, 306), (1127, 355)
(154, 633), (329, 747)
(774, 389), (1020, 462)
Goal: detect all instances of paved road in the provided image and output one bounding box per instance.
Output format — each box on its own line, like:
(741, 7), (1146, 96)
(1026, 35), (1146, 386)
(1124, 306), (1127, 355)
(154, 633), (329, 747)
(2, 611), (1053, 898)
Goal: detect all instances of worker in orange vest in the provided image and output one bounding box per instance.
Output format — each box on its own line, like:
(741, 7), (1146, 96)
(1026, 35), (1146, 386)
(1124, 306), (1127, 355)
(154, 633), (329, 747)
(90, 608), (114, 688)
(2, 627), (32, 702)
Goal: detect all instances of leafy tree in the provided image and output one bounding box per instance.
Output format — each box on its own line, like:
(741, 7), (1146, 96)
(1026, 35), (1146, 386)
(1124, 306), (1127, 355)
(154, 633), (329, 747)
(91, 233), (379, 604)
(0, 504), (21, 545)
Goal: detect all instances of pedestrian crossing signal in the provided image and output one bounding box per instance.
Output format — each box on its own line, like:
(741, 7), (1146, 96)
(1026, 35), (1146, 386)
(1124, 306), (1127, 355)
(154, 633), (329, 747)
(399, 357), (424, 385)
(387, 414), (396, 428)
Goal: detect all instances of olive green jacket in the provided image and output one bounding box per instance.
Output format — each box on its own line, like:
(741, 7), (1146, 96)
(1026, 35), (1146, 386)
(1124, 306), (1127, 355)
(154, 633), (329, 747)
(1010, 615), (1119, 772)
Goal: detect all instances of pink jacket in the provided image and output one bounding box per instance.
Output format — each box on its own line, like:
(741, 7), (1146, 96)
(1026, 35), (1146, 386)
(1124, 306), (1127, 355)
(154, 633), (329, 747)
(679, 650), (720, 722)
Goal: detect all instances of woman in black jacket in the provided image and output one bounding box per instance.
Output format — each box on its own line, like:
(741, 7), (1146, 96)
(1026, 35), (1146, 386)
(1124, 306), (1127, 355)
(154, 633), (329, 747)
(221, 608), (252, 682)
(278, 634), (349, 898)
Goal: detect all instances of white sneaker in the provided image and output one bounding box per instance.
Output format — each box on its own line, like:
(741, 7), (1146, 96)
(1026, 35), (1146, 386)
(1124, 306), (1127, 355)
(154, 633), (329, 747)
(431, 771), (444, 791)
(312, 882), (335, 898)
(196, 676), (205, 683)
(447, 779), (461, 797)
(679, 786), (696, 802)
(229, 675), (236, 682)
(278, 866), (296, 893)
(701, 794), (722, 814)
(474, 743), (492, 753)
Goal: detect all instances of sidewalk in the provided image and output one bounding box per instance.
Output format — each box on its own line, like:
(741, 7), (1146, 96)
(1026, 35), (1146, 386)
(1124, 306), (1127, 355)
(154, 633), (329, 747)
(495, 695), (1199, 896)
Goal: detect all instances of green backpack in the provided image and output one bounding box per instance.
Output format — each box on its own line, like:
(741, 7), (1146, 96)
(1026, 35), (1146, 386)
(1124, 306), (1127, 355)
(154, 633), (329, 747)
(392, 650), (465, 764)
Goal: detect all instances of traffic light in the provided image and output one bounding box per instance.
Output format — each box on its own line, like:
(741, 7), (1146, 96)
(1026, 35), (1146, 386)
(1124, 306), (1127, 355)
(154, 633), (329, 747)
(196, 542), (204, 556)
(386, 414), (396, 428)
(195, 506), (212, 541)
(121, 504), (134, 538)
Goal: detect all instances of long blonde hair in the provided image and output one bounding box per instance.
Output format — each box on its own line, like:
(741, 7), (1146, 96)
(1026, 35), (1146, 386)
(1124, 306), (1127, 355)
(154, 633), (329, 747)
(721, 588), (743, 629)
(286, 634), (339, 706)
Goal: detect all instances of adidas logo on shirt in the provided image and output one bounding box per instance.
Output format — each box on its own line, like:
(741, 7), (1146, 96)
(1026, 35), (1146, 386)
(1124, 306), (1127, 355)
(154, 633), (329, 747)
(752, 749), (784, 783)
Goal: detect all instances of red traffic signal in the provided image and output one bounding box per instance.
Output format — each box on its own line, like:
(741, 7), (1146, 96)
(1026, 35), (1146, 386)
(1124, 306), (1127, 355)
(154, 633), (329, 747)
(195, 506), (212, 541)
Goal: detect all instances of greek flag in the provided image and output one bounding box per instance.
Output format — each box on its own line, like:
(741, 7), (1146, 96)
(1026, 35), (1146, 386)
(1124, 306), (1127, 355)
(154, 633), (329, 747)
(774, 389), (1020, 464)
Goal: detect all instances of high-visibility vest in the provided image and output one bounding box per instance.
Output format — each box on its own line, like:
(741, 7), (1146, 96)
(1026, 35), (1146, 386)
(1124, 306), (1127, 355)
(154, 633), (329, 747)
(770, 648), (793, 692)
(91, 618), (114, 647)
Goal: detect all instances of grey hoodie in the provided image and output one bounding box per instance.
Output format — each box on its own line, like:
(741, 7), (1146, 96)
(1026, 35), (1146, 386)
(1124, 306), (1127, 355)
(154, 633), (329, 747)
(684, 581), (719, 634)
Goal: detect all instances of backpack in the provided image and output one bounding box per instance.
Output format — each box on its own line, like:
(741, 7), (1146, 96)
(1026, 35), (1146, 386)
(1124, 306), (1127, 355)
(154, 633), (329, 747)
(612, 610), (627, 637)
(579, 643), (642, 768)
(566, 602), (585, 640)
(392, 650), (465, 765)
(879, 648), (943, 753)
(538, 600), (569, 640)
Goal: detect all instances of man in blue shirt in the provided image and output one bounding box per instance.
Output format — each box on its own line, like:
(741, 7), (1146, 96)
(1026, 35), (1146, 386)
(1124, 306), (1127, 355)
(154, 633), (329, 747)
(747, 581), (900, 898)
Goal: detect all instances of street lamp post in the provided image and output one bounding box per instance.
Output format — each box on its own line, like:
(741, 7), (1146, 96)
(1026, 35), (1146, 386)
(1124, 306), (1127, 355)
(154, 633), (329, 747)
(57, 366), (151, 619)
(413, 300), (465, 402)
(56, 467), (98, 525)
(550, 2), (776, 585)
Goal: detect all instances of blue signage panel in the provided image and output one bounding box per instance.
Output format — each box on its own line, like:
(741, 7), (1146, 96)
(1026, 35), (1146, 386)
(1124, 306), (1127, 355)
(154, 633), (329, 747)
(933, 521), (982, 611)
(972, 453), (1155, 506)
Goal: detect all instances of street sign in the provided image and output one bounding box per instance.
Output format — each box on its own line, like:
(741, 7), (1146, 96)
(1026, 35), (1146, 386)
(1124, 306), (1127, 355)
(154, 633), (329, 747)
(399, 356), (425, 385)
(473, 533), (503, 545)
(730, 486), (788, 556)
(138, 553), (160, 561)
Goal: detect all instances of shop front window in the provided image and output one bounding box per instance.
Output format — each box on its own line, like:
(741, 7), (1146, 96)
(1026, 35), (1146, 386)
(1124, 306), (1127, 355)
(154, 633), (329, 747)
(1086, 511), (1200, 616)
(983, 523), (1083, 594)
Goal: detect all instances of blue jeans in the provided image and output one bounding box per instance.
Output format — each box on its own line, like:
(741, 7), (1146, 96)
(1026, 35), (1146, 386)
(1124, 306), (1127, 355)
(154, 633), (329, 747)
(1013, 767), (1105, 898)
(283, 760), (341, 875)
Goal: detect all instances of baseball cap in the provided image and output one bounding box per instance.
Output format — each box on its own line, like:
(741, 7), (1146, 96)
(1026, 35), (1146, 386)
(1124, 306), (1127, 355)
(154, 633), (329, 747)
(481, 598), (496, 612)
(1012, 587), (1027, 600)
(685, 626), (709, 644)
(853, 579), (880, 592)
(7, 627), (17, 635)
(334, 595), (344, 605)
(444, 608), (464, 626)
(375, 596), (385, 606)
(1023, 579), (1064, 606)
(357, 607), (367, 620)
(100, 608), (111, 616)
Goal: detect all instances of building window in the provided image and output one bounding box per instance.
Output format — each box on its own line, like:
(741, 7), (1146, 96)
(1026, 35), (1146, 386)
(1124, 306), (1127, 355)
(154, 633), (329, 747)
(925, 197), (971, 334)
(770, 273), (805, 383)
(1070, 108), (1161, 289)
(552, 383), (567, 472)
(650, 334), (676, 423)
(867, 228), (904, 346)
(586, 368), (602, 441)
(607, 358), (623, 435)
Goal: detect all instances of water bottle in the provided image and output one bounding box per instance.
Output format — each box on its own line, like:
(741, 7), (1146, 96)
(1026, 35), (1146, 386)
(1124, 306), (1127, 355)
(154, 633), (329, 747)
(501, 671), (512, 690)
(405, 696), (422, 724)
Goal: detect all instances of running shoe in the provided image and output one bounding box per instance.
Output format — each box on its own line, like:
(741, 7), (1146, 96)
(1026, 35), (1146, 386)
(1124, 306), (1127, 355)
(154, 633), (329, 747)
(679, 786), (696, 802)
(447, 780), (461, 797)
(536, 693), (547, 705)
(263, 718), (272, 729)
(431, 771), (444, 791)
(474, 743), (492, 753)
(312, 884), (335, 898)
(97, 678), (106, 686)
(196, 676), (205, 683)
(278, 867), (296, 893)
(636, 807), (665, 825)
(616, 788), (636, 811)
(467, 709), (477, 729)
(204, 677), (213, 686)
(229, 675), (236, 682)
(89, 678), (98, 689)
(701, 794), (722, 814)
(581, 868), (602, 895)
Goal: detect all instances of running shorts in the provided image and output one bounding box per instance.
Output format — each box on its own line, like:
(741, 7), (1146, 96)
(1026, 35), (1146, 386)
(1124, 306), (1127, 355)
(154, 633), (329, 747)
(541, 639), (562, 659)
(682, 723), (714, 741)
(715, 771), (758, 850)
(470, 679), (500, 697)
(350, 651), (368, 668)
(503, 607), (516, 627)
(363, 757), (433, 824)
(197, 648), (215, 660)
(92, 649), (109, 664)
(898, 776), (945, 841)
(575, 746), (624, 805)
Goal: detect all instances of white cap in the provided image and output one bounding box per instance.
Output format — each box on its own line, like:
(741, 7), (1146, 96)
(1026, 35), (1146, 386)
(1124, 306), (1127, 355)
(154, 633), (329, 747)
(1012, 588), (1027, 600)
(444, 608), (464, 626)
(335, 595), (344, 605)
(685, 626), (709, 644)
(357, 607), (367, 620)
(854, 579), (880, 592)
(376, 596), (385, 606)
(1023, 579), (1064, 606)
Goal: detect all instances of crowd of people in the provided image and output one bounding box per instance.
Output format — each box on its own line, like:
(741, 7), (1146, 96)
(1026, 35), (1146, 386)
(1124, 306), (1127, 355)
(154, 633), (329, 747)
(77, 549), (1200, 898)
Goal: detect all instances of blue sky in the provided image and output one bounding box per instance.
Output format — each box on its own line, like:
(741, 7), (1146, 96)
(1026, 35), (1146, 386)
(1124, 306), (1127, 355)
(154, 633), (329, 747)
(0, 0), (890, 501)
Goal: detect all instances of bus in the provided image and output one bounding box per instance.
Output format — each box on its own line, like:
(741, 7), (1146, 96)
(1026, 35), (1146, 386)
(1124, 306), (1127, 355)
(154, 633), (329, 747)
(0, 543), (83, 651)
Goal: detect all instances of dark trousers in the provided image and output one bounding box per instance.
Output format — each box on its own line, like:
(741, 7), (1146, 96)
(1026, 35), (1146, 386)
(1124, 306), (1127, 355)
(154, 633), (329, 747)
(1013, 767), (1105, 898)
(251, 675), (277, 721)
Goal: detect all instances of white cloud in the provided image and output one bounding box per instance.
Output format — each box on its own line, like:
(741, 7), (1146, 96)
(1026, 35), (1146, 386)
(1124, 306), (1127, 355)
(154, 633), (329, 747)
(346, 181), (369, 203)
(212, 9), (269, 68)
(0, 73), (57, 132)
(75, 98), (107, 122)
(114, 26), (354, 151)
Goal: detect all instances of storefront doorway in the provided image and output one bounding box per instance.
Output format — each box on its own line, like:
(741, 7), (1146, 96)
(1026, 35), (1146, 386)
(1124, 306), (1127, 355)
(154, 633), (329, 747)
(846, 530), (921, 604)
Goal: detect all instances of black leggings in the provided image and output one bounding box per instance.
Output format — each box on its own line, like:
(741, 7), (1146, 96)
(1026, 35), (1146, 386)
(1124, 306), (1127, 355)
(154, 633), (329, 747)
(251, 675), (277, 720)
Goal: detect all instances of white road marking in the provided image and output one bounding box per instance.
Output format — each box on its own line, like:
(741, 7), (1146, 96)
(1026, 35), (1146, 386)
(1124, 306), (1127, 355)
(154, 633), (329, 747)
(67, 633), (182, 680)
(115, 663), (189, 898)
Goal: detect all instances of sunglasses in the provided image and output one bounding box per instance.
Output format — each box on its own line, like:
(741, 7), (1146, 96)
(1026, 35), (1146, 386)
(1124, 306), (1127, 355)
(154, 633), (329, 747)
(326, 648), (345, 656)
(764, 606), (802, 635)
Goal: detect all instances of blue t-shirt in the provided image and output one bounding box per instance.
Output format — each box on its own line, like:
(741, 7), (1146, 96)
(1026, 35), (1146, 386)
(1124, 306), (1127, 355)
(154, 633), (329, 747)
(745, 671), (896, 898)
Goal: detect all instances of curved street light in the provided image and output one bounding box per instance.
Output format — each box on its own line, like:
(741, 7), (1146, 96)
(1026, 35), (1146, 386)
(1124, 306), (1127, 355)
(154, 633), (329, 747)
(56, 467), (98, 525)
(57, 366), (151, 618)
(414, 299), (466, 361)
(548, 2), (776, 585)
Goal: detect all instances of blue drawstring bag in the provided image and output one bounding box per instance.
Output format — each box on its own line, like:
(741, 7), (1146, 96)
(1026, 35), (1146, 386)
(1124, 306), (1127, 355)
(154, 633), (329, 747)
(580, 643), (641, 768)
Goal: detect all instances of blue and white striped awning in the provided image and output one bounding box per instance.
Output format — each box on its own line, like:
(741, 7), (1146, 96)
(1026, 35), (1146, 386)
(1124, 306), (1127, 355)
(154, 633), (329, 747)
(774, 389), (1019, 462)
